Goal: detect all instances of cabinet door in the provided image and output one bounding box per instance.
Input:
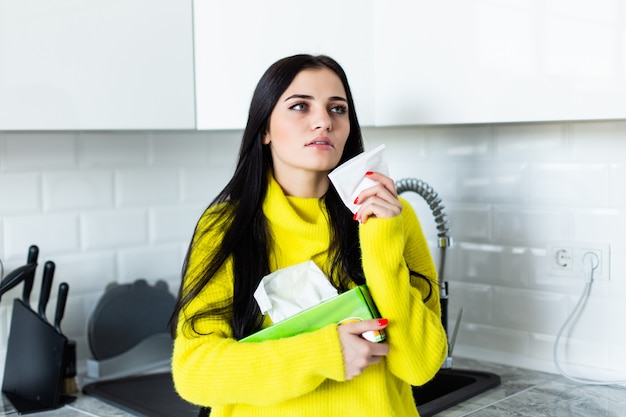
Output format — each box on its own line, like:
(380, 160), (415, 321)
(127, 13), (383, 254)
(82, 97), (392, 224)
(0, 0), (195, 130)
(194, 0), (375, 130)
(374, 0), (626, 126)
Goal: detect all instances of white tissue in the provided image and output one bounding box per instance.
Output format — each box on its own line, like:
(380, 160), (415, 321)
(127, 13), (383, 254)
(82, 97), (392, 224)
(328, 144), (389, 213)
(253, 261), (338, 323)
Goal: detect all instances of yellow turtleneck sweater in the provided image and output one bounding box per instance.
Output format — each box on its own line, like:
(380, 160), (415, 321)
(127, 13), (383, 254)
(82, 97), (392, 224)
(172, 176), (447, 417)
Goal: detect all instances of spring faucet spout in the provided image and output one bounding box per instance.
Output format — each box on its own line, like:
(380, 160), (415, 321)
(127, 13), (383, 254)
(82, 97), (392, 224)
(396, 178), (452, 282)
(396, 178), (456, 369)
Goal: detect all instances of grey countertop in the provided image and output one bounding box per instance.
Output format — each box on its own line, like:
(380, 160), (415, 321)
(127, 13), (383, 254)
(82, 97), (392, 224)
(436, 358), (626, 417)
(2, 357), (625, 416)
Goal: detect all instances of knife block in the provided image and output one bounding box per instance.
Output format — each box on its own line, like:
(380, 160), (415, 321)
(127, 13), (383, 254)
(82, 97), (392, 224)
(2, 299), (75, 414)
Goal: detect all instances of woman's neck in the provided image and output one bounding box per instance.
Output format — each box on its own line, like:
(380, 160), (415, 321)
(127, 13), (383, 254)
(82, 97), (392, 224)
(272, 169), (330, 198)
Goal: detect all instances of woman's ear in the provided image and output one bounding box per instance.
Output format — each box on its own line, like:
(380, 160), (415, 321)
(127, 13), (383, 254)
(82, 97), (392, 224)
(262, 131), (271, 145)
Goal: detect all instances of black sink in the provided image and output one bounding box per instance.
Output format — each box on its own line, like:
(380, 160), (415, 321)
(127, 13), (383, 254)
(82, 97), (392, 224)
(84, 372), (199, 417)
(413, 369), (501, 417)
(83, 368), (500, 417)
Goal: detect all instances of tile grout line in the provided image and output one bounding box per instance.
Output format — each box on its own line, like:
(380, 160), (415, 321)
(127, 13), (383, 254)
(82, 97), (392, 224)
(64, 404), (102, 416)
(456, 386), (537, 417)
(457, 376), (561, 416)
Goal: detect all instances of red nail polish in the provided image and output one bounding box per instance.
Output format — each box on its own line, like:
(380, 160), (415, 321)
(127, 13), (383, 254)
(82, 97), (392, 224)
(353, 213), (358, 220)
(378, 318), (388, 326)
(365, 171), (374, 176)
(353, 196), (359, 204)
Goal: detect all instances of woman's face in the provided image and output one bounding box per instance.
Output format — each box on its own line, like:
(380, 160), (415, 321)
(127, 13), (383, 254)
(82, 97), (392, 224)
(263, 67), (350, 180)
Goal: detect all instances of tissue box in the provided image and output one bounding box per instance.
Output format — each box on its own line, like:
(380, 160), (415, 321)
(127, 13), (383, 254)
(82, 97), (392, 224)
(241, 285), (385, 343)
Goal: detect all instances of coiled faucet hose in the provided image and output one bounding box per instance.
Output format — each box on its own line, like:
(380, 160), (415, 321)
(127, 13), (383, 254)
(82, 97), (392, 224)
(395, 178), (452, 284)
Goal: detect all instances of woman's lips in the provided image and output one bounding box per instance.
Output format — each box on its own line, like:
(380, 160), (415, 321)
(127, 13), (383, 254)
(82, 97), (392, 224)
(306, 137), (334, 148)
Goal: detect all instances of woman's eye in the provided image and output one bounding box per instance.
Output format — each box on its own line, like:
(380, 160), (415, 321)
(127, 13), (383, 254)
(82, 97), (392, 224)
(331, 105), (347, 114)
(290, 102), (308, 111)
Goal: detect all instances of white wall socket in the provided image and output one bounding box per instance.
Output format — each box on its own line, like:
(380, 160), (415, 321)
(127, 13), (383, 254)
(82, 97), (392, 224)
(549, 242), (611, 280)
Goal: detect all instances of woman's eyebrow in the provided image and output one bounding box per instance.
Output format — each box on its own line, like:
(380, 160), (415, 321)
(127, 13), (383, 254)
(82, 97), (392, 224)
(284, 94), (313, 102)
(284, 94), (347, 102)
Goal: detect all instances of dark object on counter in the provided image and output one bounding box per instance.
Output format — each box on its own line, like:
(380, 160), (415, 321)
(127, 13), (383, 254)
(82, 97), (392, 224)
(60, 340), (78, 395)
(85, 279), (175, 380)
(22, 245), (39, 308)
(2, 252), (76, 414)
(83, 372), (199, 417)
(54, 282), (78, 395)
(88, 279), (175, 360)
(413, 369), (501, 417)
(2, 297), (75, 413)
(37, 261), (55, 321)
(82, 280), (187, 415)
(0, 263), (36, 302)
(53, 282), (69, 334)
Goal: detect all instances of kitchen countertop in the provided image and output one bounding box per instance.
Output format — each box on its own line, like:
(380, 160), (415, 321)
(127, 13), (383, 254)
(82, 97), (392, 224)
(2, 357), (625, 416)
(435, 358), (626, 417)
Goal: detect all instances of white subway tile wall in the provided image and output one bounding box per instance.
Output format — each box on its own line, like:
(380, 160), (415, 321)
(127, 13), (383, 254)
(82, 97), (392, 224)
(366, 120), (626, 381)
(0, 121), (624, 385)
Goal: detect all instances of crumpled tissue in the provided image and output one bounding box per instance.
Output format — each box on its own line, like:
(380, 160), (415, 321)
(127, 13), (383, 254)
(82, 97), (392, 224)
(253, 261), (338, 323)
(328, 144), (389, 213)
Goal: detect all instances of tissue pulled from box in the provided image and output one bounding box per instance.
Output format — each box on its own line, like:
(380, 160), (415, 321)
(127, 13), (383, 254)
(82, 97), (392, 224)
(253, 261), (338, 323)
(328, 144), (389, 213)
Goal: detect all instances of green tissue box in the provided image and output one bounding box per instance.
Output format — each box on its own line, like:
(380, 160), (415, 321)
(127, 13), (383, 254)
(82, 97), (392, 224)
(241, 285), (385, 343)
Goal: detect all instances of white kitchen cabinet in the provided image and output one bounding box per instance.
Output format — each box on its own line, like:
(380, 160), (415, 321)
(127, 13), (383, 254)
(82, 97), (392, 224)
(0, 0), (195, 130)
(374, 0), (626, 126)
(193, 0), (375, 130)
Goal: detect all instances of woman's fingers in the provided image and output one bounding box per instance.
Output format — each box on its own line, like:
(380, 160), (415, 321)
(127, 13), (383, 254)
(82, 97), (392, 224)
(363, 171), (397, 197)
(353, 172), (402, 223)
(354, 198), (402, 224)
(337, 319), (390, 380)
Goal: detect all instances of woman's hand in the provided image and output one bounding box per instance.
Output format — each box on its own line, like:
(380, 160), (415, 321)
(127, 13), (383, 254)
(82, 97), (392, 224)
(337, 318), (390, 380)
(353, 171), (402, 224)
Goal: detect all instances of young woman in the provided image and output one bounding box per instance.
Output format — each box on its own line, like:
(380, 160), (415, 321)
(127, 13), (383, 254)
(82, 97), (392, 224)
(171, 54), (447, 416)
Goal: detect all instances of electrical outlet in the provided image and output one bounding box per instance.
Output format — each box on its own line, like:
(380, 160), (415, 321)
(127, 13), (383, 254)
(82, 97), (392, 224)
(549, 243), (611, 280)
(550, 245), (573, 270)
(576, 244), (610, 280)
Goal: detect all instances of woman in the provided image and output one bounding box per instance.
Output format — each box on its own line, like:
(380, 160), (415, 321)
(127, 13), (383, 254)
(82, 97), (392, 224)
(171, 54), (447, 416)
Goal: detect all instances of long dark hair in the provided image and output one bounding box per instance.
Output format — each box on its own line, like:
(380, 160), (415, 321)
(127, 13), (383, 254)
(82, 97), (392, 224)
(170, 55), (365, 339)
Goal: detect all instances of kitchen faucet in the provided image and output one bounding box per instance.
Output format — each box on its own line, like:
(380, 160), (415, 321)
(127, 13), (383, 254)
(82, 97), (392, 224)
(396, 178), (459, 369)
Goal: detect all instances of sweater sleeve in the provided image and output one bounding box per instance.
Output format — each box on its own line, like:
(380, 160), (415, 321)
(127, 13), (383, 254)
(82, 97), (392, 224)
(358, 197), (448, 386)
(173, 320), (345, 407)
(171, 214), (347, 408)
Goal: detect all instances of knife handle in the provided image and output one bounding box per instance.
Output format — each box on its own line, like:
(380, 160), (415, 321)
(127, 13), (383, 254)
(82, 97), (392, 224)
(39, 261), (55, 320)
(0, 263), (36, 300)
(54, 282), (69, 334)
(22, 245), (39, 306)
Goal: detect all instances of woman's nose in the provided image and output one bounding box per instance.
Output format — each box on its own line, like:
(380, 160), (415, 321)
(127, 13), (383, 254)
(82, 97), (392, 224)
(312, 108), (332, 131)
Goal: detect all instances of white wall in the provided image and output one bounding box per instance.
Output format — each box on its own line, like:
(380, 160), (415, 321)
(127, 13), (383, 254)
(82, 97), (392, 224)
(1, 121), (625, 383)
(365, 121), (626, 382)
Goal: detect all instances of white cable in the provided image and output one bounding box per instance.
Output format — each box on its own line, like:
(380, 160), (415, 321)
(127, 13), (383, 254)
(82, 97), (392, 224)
(553, 252), (626, 385)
